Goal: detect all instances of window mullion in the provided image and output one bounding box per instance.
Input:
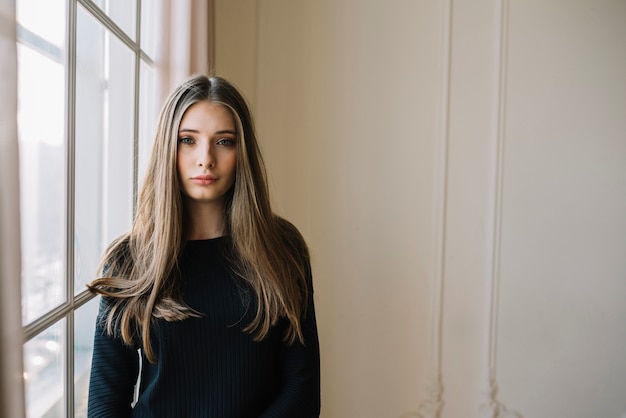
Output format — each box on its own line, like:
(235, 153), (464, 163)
(66, 310), (75, 417)
(66, 0), (78, 416)
(77, 0), (139, 54)
(133, 0), (142, 216)
(23, 302), (71, 342)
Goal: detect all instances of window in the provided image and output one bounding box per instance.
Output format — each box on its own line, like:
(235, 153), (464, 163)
(17, 0), (162, 416)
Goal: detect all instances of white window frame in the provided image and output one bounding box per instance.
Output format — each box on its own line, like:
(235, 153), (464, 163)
(18, 1), (157, 416)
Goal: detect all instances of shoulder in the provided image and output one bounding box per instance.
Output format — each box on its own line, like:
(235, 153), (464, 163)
(107, 233), (132, 255)
(273, 216), (313, 289)
(101, 233), (132, 277)
(274, 216), (309, 259)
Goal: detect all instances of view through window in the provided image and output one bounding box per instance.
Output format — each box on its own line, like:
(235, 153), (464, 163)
(17, 0), (162, 416)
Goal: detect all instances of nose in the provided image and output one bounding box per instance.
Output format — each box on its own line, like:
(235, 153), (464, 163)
(197, 143), (216, 168)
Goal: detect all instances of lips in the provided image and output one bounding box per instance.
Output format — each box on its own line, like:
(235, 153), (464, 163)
(191, 175), (217, 185)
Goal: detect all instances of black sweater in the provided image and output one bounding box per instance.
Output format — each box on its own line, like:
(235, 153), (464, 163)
(87, 237), (320, 417)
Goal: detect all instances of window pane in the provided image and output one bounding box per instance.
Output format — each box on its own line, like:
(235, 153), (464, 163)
(75, 5), (134, 293)
(140, 0), (163, 60)
(74, 297), (99, 418)
(16, 0), (66, 48)
(24, 320), (66, 418)
(18, 43), (67, 325)
(93, 0), (137, 40)
(138, 60), (158, 184)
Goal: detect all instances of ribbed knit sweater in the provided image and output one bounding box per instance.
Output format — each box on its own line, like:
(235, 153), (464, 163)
(87, 237), (320, 417)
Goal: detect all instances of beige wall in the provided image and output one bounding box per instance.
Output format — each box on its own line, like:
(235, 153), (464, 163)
(214, 0), (258, 110)
(215, 1), (626, 417)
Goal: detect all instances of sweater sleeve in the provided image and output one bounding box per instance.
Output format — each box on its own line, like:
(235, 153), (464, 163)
(87, 296), (140, 418)
(260, 272), (321, 418)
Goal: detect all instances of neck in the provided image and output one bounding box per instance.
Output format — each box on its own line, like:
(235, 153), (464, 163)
(184, 200), (227, 240)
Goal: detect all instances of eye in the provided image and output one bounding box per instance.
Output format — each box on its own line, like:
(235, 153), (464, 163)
(178, 136), (194, 145)
(217, 138), (236, 147)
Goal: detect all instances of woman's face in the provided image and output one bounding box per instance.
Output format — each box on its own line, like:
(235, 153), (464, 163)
(176, 101), (237, 208)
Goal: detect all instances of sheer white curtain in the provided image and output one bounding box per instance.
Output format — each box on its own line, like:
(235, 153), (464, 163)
(159, 0), (215, 99)
(0, 1), (214, 415)
(0, 0), (26, 417)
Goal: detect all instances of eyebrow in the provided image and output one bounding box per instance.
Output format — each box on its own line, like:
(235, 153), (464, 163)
(178, 129), (237, 135)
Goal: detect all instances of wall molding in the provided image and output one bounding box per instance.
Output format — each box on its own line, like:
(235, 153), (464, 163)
(401, 375), (444, 418)
(479, 0), (522, 416)
(480, 377), (521, 418)
(407, 0), (453, 416)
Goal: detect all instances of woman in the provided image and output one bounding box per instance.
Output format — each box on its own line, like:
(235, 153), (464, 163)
(87, 75), (320, 417)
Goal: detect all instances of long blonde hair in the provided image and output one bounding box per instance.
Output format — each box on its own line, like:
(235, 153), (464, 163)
(88, 75), (309, 363)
